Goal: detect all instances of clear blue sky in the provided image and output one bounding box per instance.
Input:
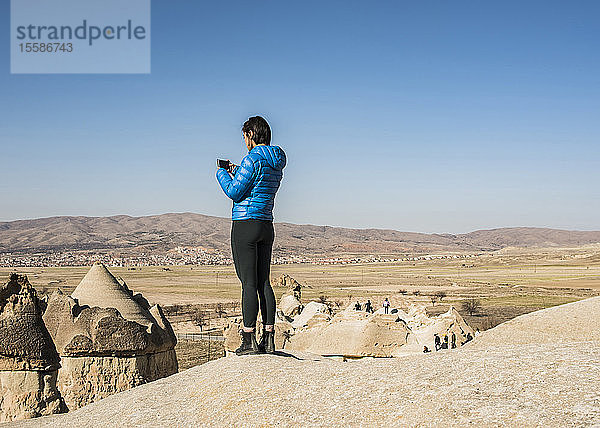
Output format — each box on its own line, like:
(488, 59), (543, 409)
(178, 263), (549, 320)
(1, 1), (598, 233)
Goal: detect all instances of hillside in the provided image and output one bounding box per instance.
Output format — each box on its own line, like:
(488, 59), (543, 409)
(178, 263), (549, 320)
(9, 297), (600, 427)
(1, 212), (600, 256)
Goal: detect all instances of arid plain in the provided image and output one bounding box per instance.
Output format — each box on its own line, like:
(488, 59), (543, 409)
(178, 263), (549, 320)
(3, 244), (599, 326)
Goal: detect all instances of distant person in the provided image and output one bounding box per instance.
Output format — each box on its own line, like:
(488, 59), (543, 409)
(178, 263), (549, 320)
(364, 300), (373, 313)
(382, 298), (390, 314)
(216, 116), (286, 355)
(354, 301), (362, 311)
(451, 332), (457, 349)
(423, 346), (431, 353)
(434, 334), (441, 351)
(465, 332), (473, 343)
(441, 335), (449, 349)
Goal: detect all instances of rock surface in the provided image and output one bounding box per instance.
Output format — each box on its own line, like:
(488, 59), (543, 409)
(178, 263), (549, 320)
(276, 274), (309, 318)
(41, 263), (178, 410)
(274, 274), (309, 298)
(278, 294), (302, 318)
(398, 305), (475, 354)
(288, 306), (411, 356)
(289, 301), (330, 329)
(0, 274), (67, 422)
(287, 302), (475, 357)
(9, 297), (600, 427)
(56, 350), (177, 410)
(0, 370), (66, 423)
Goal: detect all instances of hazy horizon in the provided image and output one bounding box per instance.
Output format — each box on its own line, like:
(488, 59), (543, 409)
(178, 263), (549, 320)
(1, 210), (599, 236)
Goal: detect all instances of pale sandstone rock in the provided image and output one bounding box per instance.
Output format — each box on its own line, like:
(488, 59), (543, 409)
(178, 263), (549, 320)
(305, 312), (331, 329)
(278, 294), (303, 318)
(288, 303), (474, 357)
(222, 318), (241, 352)
(12, 298), (600, 427)
(0, 370), (65, 423)
(290, 301), (330, 329)
(71, 262), (156, 327)
(288, 307), (411, 357)
(276, 274), (309, 319)
(42, 263), (178, 410)
(394, 305), (475, 355)
(0, 274), (66, 422)
(274, 274), (309, 299)
(56, 350), (177, 410)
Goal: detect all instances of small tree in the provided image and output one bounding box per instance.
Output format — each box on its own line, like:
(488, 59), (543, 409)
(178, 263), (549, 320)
(398, 289), (407, 295)
(192, 310), (207, 331)
(215, 303), (226, 318)
(461, 298), (482, 316)
(412, 290), (421, 296)
(435, 291), (447, 302)
(430, 295), (439, 306)
(318, 294), (328, 304)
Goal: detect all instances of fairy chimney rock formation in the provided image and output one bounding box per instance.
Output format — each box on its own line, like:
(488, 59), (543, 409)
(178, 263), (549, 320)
(43, 262), (178, 410)
(276, 274), (310, 299)
(276, 274), (310, 318)
(70, 262), (156, 327)
(0, 274), (67, 422)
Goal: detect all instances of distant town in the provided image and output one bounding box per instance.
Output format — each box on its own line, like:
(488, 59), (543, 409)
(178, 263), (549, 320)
(0, 246), (482, 268)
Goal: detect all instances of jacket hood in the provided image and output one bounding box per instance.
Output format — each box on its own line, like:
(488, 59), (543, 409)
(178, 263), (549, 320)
(252, 145), (286, 171)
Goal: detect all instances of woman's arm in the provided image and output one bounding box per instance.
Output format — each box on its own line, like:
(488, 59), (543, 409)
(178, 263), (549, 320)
(216, 156), (255, 203)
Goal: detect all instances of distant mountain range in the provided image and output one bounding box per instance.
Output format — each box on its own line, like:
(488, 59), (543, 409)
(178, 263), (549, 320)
(1, 212), (599, 256)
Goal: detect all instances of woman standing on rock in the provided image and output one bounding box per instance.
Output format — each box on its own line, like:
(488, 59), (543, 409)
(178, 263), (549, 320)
(216, 116), (286, 355)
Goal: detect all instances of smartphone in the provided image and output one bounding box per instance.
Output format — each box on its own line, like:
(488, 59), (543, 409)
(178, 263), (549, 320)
(217, 159), (229, 169)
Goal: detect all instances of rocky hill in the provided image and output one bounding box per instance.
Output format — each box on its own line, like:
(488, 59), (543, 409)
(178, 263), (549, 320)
(8, 297), (600, 427)
(1, 212), (600, 255)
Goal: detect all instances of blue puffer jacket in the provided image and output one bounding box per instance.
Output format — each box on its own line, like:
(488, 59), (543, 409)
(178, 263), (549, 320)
(216, 145), (286, 221)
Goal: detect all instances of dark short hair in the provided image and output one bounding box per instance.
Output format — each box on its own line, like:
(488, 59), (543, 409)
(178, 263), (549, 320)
(242, 116), (271, 145)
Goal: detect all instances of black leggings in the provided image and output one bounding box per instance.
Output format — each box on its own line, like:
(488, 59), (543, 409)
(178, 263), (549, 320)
(231, 219), (276, 328)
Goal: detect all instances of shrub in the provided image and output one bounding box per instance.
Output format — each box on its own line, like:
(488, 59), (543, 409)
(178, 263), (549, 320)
(461, 298), (482, 316)
(215, 303), (226, 318)
(192, 310), (207, 331)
